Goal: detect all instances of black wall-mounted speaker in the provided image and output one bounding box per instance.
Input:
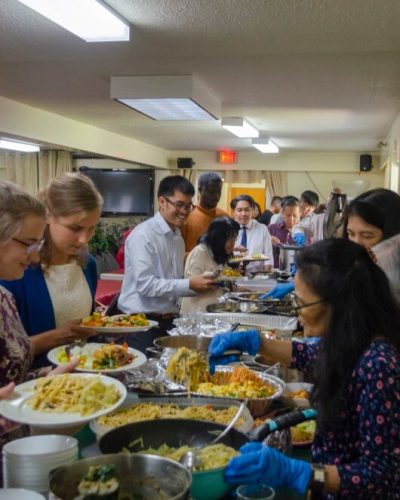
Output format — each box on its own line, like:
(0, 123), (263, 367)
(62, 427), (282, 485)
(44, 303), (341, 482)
(360, 154), (372, 172)
(177, 157), (195, 169)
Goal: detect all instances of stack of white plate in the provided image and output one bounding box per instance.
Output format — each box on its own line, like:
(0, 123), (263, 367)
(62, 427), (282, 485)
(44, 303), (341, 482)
(3, 435), (78, 493)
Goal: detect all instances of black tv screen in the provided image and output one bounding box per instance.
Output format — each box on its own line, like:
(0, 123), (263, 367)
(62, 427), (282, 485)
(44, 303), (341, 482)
(79, 167), (154, 216)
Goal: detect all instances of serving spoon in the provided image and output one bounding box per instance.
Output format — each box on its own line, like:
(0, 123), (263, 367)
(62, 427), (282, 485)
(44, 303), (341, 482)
(179, 399), (248, 471)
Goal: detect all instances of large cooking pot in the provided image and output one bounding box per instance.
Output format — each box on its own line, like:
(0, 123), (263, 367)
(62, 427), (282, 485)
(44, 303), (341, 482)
(278, 244), (303, 273)
(49, 453), (191, 500)
(99, 413), (316, 500)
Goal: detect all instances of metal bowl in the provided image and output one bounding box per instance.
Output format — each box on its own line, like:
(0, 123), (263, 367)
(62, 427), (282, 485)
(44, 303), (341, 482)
(49, 453), (191, 499)
(206, 302), (239, 313)
(153, 335), (211, 351)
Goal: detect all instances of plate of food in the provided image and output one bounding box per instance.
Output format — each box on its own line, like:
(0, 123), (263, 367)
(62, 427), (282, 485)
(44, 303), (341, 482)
(81, 312), (158, 334)
(229, 254), (270, 264)
(47, 343), (147, 373)
(290, 420), (316, 446)
(0, 373), (127, 428)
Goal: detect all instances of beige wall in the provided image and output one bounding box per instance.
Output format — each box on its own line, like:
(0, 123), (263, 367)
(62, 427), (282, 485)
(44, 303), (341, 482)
(383, 111), (400, 193)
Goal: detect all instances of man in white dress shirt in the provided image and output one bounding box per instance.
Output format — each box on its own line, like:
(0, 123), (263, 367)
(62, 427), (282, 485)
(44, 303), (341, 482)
(230, 195), (273, 273)
(118, 175), (214, 350)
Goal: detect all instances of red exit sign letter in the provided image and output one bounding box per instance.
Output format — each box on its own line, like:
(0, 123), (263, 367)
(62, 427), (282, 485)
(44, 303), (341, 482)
(218, 151), (238, 164)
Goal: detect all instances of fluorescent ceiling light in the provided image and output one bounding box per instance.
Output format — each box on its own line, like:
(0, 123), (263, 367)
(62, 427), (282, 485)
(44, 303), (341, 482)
(0, 139), (40, 153)
(111, 76), (220, 120)
(252, 138), (279, 153)
(16, 0), (130, 42)
(221, 118), (259, 138)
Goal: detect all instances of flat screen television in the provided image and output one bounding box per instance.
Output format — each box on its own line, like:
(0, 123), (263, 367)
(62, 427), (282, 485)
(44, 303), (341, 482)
(79, 167), (154, 216)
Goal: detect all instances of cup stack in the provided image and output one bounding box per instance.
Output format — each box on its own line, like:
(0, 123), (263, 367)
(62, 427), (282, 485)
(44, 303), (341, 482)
(3, 435), (78, 493)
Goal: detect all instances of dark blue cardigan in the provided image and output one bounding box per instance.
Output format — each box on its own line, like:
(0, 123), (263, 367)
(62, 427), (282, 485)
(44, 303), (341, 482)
(0, 256), (97, 366)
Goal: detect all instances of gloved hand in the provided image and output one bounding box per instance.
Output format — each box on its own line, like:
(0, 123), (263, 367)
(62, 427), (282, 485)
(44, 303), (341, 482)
(208, 330), (260, 375)
(224, 443), (312, 494)
(292, 232), (306, 246)
(259, 282), (295, 300)
(209, 330), (260, 356)
(209, 353), (240, 375)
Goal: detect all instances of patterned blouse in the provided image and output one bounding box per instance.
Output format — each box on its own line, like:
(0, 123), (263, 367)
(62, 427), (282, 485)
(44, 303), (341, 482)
(0, 285), (34, 436)
(292, 339), (400, 499)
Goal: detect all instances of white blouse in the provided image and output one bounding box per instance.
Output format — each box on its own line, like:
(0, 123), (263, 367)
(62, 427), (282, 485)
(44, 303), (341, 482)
(44, 261), (92, 327)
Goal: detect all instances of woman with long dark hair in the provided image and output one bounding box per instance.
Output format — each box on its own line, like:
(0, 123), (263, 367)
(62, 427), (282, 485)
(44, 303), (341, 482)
(209, 239), (400, 498)
(180, 216), (239, 313)
(344, 188), (400, 246)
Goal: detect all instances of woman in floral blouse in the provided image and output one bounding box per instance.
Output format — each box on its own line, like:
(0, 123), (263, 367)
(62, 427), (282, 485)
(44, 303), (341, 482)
(209, 238), (400, 498)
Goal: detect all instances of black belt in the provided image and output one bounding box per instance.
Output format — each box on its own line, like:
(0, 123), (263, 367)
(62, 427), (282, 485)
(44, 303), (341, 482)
(145, 312), (178, 321)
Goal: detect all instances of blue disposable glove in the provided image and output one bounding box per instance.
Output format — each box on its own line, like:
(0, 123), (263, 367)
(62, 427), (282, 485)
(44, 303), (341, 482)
(259, 282), (295, 300)
(224, 443), (312, 494)
(208, 330), (260, 375)
(292, 232), (306, 246)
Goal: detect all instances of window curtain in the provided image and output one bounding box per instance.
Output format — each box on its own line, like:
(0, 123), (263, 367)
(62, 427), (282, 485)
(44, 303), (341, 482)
(264, 170), (288, 197)
(0, 150), (73, 194)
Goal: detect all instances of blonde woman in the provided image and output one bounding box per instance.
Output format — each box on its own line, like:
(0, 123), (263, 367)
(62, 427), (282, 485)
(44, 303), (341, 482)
(0, 173), (102, 366)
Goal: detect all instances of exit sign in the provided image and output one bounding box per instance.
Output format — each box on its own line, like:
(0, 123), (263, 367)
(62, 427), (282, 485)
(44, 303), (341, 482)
(218, 151), (238, 164)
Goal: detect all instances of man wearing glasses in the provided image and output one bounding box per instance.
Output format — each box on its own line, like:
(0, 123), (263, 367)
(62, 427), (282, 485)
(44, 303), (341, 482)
(118, 175), (215, 350)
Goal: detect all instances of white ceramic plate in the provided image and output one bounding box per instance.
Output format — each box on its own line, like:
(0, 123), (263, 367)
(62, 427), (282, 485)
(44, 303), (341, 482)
(0, 374), (127, 428)
(81, 318), (158, 334)
(47, 343), (147, 373)
(229, 255), (270, 263)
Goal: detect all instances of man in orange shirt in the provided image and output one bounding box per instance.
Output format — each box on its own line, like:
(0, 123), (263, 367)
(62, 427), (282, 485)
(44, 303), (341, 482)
(182, 172), (229, 253)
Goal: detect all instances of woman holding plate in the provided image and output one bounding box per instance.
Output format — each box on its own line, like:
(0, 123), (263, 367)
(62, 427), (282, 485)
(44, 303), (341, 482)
(208, 239), (400, 498)
(180, 216), (239, 314)
(0, 173), (100, 366)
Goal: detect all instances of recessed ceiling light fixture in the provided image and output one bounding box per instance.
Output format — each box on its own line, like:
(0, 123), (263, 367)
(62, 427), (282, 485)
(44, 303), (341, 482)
(16, 0), (130, 42)
(252, 138), (279, 154)
(221, 118), (259, 138)
(111, 75), (220, 120)
(0, 139), (40, 153)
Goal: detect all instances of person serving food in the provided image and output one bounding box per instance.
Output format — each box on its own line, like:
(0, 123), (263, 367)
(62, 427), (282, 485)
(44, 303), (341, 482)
(208, 239), (400, 498)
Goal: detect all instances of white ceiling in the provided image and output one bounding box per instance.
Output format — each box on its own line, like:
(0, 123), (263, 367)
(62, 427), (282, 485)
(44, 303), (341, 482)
(1, 0), (400, 153)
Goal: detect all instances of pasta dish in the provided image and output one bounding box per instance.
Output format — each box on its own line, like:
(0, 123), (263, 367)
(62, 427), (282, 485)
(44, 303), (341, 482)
(97, 402), (246, 429)
(81, 312), (150, 328)
(166, 347), (209, 391)
(28, 374), (121, 416)
(166, 349), (277, 399)
(138, 443), (239, 472)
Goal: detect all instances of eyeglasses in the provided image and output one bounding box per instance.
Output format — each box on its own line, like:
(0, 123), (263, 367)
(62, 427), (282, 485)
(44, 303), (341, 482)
(12, 237), (45, 255)
(291, 295), (327, 312)
(163, 196), (194, 213)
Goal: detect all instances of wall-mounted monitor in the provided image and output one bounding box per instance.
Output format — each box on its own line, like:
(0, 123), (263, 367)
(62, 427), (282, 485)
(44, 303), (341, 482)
(79, 167), (154, 216)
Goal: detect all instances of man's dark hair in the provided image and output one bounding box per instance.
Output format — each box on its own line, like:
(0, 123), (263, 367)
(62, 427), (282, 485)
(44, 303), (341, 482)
(301, 190), (319, 207)
(282, 196), (300, 210)
(199, 216), (240, 265)
(271, 196), (282, 206)
(157, 175), (195, 198)
(198, 172), (223, 192)
(230, 194), (255, 210)
(296, 239), (400, 430)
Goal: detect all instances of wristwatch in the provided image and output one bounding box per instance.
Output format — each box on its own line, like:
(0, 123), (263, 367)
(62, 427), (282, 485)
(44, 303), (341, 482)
(309, 463), (326, 492)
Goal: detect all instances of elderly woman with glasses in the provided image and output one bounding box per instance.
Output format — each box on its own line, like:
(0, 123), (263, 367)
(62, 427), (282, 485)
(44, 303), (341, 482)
(208, 239), (400, 498)
(0, 173), (102, 367)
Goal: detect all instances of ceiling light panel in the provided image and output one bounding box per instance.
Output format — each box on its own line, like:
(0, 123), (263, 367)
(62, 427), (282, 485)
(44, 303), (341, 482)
(221, 118), (259, 138)
(252, 139), (279, 153)
(16, 0), (130, 42)
(0, 139), (40, 152)
(111, 76), (220, 121)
